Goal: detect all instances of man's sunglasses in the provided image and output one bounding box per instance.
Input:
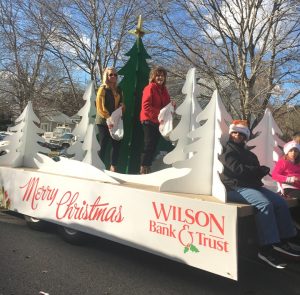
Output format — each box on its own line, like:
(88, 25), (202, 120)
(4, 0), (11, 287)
(108, 73), (118, 77)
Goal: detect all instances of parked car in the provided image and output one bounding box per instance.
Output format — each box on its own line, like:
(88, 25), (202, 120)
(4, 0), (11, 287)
(42, 125), (75, 150)
(43, 125), (73, 143)
(49, 133), (76, 149)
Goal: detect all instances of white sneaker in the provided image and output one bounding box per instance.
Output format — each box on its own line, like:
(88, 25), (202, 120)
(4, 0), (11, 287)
(273, 243), (300, 257)
(288, 241), (300, 251)
(258, 249), (287, 269)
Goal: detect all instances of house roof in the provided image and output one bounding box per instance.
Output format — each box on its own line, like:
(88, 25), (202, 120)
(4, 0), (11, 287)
(41, 111), (74, 124)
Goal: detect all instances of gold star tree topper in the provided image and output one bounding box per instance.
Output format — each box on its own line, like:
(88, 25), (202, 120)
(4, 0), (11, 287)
(129, 15), (150, 38)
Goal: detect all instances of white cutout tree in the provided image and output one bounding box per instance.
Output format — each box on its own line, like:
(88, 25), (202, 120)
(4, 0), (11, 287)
(211, 93), (233, 199)
(67, 81), (105, 169)
(164, 68), (202, 164)
(35, 154), (118, 183)
(82, 124), (105, 169)
(73, 80), (97, 140)
(0, 101), (49, 168)
(160, 90), (232, 202)
(247, 108), (285, 190)
(68, 80), (98, 161)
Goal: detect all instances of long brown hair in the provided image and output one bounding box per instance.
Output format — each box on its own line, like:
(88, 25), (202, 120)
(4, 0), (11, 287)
(149, 66), (167, 86)
(284, 149), (300, 164)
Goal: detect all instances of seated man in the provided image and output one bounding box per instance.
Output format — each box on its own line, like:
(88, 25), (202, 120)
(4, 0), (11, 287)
(220, 120), (300, 269)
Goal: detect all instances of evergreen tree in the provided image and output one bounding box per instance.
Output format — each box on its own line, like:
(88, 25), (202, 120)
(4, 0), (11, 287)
(0, 101), (49, 168)
(66, 81), (105, 170)
(117, 19), (151, 174)
(164, 68), (202, 165)
(160, 90), (232, 202)
(72, 80), (97, 140)
(68, 80), (97, 161)
(82, 123), (105, 169)
(248, 108), (285, 190)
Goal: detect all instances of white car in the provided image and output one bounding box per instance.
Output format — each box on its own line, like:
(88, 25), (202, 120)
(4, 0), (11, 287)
(49, 133), (76, 149)
(0, 132), (13, 155)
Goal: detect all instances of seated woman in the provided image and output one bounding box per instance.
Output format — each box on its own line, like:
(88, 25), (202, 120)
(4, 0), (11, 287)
(220, 120), (300, 269)
(272, 141), (300, 199)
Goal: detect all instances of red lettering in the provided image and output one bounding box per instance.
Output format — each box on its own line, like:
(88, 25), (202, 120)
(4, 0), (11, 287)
(20, 177), (39, 202)
(19, 178), (124, 224)
(184, 209), (195, 224)
(152, 202), (225, 236)
(209, 214), (225, 235)
(20, 177), (58, 210)
(56, 195), (124, 223)
(195, 211), (209, 227)
(152, 202), (172, 221)
(56, 191), (78, 219)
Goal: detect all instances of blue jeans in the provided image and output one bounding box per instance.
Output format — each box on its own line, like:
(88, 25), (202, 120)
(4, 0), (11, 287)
(228, 187), (296, 246)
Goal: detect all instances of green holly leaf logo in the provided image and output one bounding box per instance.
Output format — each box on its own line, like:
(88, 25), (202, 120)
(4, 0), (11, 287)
(184, 246), (189, 253)
(190, 244), (199, 253)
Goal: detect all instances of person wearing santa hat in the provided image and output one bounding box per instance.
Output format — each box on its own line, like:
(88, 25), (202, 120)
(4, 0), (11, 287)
(220, 120), (300, 269)
(272, 141), (300, 199)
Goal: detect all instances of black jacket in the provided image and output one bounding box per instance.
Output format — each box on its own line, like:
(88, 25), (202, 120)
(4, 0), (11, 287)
(219, 140), (269, 191)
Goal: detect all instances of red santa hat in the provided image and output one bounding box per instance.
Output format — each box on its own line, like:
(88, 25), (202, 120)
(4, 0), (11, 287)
(229, 120), (250, 140)
(283, 141), (300, 155)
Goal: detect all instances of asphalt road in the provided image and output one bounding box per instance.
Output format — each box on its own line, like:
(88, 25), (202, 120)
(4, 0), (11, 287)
(0, 211), (300, 295)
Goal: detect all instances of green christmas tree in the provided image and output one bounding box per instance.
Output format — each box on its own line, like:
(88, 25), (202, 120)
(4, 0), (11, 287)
(117, 16), (174, 173)
(117, 16), (151, 174)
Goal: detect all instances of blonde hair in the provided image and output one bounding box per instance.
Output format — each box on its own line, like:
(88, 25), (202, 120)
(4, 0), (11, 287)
(102, 67), (118, 85)
(149, 66), (167, 85)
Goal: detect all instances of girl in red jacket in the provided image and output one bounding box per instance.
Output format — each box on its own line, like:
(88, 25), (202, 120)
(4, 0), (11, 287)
(272, 141), (300, 199)
(139, 66), (171, 174)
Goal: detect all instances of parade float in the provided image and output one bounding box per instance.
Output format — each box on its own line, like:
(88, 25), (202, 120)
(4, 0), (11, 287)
(0, 72), (295, 281)
(0, 18), (293, 282)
